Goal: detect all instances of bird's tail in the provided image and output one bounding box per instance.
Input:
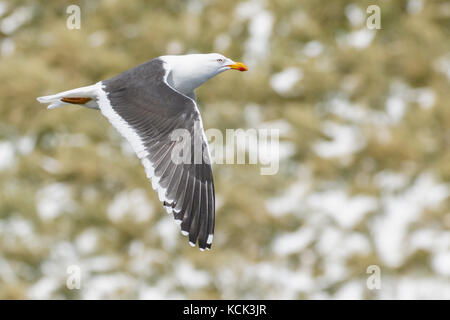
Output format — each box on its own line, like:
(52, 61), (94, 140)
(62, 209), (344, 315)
(36, 83), (100, 109)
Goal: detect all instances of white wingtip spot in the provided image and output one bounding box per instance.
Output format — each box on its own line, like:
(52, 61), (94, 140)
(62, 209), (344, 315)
(158, 186), (167, 202)
(181, 230), (189, 236)
(200, 248), (205, 252)
(189, 241), (196, 247)
(174, 219), (182, 225)
(206, 248), (210, 251)
(142, 158), (155, 179)
(207, 234), (213, 244)
(151, 176), (161, 191)
(165, 206), (173, 214)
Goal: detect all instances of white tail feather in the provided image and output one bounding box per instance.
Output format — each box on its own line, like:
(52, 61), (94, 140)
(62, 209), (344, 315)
(36, 83), (101, 110)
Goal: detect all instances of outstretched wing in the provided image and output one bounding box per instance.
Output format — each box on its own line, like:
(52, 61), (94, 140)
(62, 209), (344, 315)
(97, 58), (215, 250)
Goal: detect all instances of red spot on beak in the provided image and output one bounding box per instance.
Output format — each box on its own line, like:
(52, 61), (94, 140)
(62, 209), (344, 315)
(228, 62), (248, 72)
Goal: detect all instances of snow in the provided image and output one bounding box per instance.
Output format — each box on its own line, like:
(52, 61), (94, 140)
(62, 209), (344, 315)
(0, 6), (33, 35)
(407, 0), (424, 15)
(272, 228), (315, 255)
(380, 276), (450, 299)
(308, 190), (377, 229)
(0, 141), (15, 171)
(88, 31), (106, 47)
(214, 33), (231, 52)
(345, 4), (365, 27)
(431, 251), (450, 276)
(0, 2), (7, 17)
(334, 280), (364, 299)
(83, 274), (136, 299)
(265, 167), (311, 216)
(175, 261), (210, 289)
(433, 54), (450, 81)
(314, 122), (366, 158)
(414, 88), (435, 109)
(75, 229), (99, 255)
(386, 94), (406, 124)
(155, 216), (179, 250)
(374, 170), (409, 192)
(16, 136), (36, 155)
(270, 67), (303, 95)
(338, 29), (376, 49)
(372, 173), (449, 267)
(237, 0), (274, 66)
(107, 189), (153, 222)
(28, 277), (60, 299)
(36, 183), (77, 220)
(302, 41), (324, 58)
(1, 38), (14, 56)
(40, 156), (62, 174)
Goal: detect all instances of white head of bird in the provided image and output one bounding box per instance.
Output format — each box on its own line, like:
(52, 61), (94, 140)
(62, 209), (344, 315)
(161, 53), (248, 96)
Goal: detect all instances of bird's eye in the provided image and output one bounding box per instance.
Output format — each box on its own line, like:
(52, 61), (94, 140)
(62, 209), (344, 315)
(217, 58), (223, 63)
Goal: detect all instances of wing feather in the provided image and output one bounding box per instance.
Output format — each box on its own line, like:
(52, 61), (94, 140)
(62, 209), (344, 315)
(98, 58), (215, 250)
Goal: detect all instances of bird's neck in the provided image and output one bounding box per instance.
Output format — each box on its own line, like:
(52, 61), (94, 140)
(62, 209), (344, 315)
(169, 69), (208, 96)
(162, 56), (217, 98)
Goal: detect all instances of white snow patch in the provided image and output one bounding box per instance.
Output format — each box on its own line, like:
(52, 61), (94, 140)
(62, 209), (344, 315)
(431, 251), (450, 276)
(333, 280), (364, 299)
(88, 31), (106, 47)
(75, 229), (99, 255)
(386, 94), (406, 124)
(107, 189), (153, 222)
(374, 170), (409, 192)
(270, 67), (303, 95)
(308, 190), (377, 229)
(40, 156), (62, 174)
(379, 276), (450, 299)
(175, 261), (210, 289)
(243, 104), (263, 127)
(1, 38), (14, 56)
(0, 141), (15, 171)
(265, 166), (311, 216)
(214, 33), (231, 52)
(272, 228), (315, 255)
(407, 0), (424, 14)
(236, 0), (273, 65)
(155, 216), (179, 250)
(338, 29), (376, 49)
(302, 41), (323, 57)
(314, 122), (366, 158)
(414, 88), (435, 109)
(372, 173), (450, 267)
(0, 6), (33, 35)
(27, 277), (60, 299)
(17, 135), (36, 155)
(166, 40), (184, 55)
(83, 274), (136, 299)
(345, 4), (365, 27)
(0, 2), (7, 17)
(36, 183), (77, 220)
(433, 54), (450, 81)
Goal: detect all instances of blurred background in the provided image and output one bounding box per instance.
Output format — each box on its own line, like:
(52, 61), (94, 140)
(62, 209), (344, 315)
(0, 0), (449, 299)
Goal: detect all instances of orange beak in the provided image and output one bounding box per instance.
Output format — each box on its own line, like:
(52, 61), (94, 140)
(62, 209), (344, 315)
(228, 62), (248, 72)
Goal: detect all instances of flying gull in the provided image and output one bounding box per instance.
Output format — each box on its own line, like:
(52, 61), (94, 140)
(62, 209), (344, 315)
(37, 53), (248, 250)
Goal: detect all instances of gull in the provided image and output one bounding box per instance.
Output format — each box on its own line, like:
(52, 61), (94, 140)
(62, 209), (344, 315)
(37, 53), (248, 251)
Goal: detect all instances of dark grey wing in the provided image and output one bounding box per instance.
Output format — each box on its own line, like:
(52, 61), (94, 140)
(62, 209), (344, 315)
(98, 58), (215, 250)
